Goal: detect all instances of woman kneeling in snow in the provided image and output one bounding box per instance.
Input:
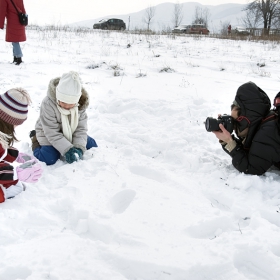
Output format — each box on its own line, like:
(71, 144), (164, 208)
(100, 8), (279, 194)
(31, 71), (97, 165)
(0, 88), (43, 203)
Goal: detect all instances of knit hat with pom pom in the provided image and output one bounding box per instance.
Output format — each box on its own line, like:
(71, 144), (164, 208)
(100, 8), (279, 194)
(0, 88), (31, 125)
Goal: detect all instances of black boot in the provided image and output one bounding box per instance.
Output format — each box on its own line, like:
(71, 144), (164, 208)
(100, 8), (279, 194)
(29, 130), (40, 151)
(15, 57), (23, 65)
(12, 56), (17, 63)
(29, 130), (36, 138)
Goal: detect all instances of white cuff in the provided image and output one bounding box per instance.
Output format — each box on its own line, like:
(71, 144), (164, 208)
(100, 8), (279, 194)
(13, 166), (18, 181)
(5, 182), (23, 199)
(225, 140), (237, 152)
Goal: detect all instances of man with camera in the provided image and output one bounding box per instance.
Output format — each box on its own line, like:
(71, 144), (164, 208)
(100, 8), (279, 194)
(207, 81), (280, 175)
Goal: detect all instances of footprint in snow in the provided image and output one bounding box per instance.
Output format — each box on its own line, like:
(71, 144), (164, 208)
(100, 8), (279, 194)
(109, 189), (136, 214)
(185, 216), (234, 239)
(0, 266), (32, 280)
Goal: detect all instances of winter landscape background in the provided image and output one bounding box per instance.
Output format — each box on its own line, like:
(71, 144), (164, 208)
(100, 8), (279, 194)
(0, 26), (280, 279)
(23, 1), (247, 33)
(73, 2), (246, 33)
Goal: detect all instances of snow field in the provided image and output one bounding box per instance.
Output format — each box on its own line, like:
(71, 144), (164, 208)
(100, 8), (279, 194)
(0, 28), (280, 279)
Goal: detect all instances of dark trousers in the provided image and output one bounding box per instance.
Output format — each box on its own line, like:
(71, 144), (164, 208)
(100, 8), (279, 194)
(33, 136), (97, 165)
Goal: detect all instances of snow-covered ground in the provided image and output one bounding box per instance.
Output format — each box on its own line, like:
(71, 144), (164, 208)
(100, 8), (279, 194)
(0, 29), (280, 280)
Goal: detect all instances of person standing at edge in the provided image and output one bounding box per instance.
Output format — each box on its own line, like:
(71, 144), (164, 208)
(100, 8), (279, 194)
(0, 0), (27, 65)
(228, 24), (231, 35)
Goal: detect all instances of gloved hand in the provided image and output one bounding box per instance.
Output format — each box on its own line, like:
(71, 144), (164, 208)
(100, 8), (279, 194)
(74, 148), (83, 159)
(16, 152), (37, 163)
(16, 159), (43, 183)
(65, 147), (83, 164)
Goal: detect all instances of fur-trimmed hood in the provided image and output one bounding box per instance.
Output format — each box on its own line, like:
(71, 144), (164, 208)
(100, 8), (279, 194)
(47, 77), (90, 110)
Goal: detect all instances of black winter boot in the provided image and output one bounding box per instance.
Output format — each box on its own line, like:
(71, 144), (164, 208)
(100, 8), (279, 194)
(12, 56), (17, 63)
(31, 135), (40, 151)
(15, 57), (23, 65)
(29, 130), (36, 138)
(29, 130), (40, 151)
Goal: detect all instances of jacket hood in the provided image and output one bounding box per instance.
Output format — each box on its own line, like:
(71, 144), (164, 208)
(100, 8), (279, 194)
(47, 77), (90, 110)
(234, 81), (271, 148)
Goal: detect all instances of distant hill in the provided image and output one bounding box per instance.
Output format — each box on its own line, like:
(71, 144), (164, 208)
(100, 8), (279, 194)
(72, 2), (247, 33)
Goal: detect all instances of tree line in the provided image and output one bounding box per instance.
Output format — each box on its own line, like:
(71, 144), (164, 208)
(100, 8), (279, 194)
(243, 0), (280, 34)
(143, 2), (211, 31)
(142, 1), (280, 35)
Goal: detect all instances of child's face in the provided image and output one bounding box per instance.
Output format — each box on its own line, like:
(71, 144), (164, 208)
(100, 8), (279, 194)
(58, 101), (76, 110)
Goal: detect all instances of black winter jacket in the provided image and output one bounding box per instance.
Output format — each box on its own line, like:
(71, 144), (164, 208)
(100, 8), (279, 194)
(224, 82), (280, 175)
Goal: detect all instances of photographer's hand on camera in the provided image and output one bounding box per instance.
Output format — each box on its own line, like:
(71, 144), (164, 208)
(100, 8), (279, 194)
(212, 124), (233, 143)
(212, 124), (237, 153)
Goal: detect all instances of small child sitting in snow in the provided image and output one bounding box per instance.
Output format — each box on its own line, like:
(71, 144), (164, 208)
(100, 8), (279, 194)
(30, 71), (98, 165)
(0, 88), (43, 203)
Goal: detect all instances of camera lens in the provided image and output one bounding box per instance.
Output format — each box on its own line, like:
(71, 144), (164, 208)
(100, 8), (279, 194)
(205, 117), (220, 132)
(205, 117), (211, 131)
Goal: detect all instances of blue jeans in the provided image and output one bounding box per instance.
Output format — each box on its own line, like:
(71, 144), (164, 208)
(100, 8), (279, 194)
(12, 42), (23, 58)
(33, 136), (98, 165)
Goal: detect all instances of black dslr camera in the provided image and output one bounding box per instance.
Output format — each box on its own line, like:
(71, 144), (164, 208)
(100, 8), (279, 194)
(205, 115), (234, 134)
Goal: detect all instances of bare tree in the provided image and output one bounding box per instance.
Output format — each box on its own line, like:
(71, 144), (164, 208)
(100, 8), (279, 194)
(192, 6), (211, 28)
(245, 0), (280, 34)
(274, 14), (280, 28)
(172, 1), (184, 27)
(143, 5), (156, 31)
(242, 5), (262, 29)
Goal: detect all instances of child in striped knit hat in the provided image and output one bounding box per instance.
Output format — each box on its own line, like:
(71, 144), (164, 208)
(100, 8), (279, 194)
(0, 88), (43, 203)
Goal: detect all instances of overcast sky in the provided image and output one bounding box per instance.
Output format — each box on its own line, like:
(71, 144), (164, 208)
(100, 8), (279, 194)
(24, 0), (249, 25)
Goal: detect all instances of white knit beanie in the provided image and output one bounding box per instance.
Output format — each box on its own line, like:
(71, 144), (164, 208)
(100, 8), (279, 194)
(56, 71), (82, 104)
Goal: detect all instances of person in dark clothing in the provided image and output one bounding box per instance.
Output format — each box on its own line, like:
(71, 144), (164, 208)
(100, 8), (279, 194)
(228, 24), (231, 35)
(212, 81), (280, 175)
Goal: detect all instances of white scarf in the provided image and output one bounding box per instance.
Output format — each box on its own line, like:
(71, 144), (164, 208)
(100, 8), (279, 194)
(57, 105), (79, 143)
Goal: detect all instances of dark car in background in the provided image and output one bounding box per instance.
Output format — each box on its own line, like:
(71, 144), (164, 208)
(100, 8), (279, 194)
(93, 18), (126, 30)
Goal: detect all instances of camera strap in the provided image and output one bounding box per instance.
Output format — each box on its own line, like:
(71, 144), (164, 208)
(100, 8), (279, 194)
(261, 111), (277, 124)
(236, 116), (250, 132)
(262, 111), (280, 132)
(10, 0), (22, 14)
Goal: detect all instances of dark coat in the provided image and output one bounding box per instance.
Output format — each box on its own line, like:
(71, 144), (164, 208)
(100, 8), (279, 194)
(225, 82), (280, 175)
(0, 0), (26, 42)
